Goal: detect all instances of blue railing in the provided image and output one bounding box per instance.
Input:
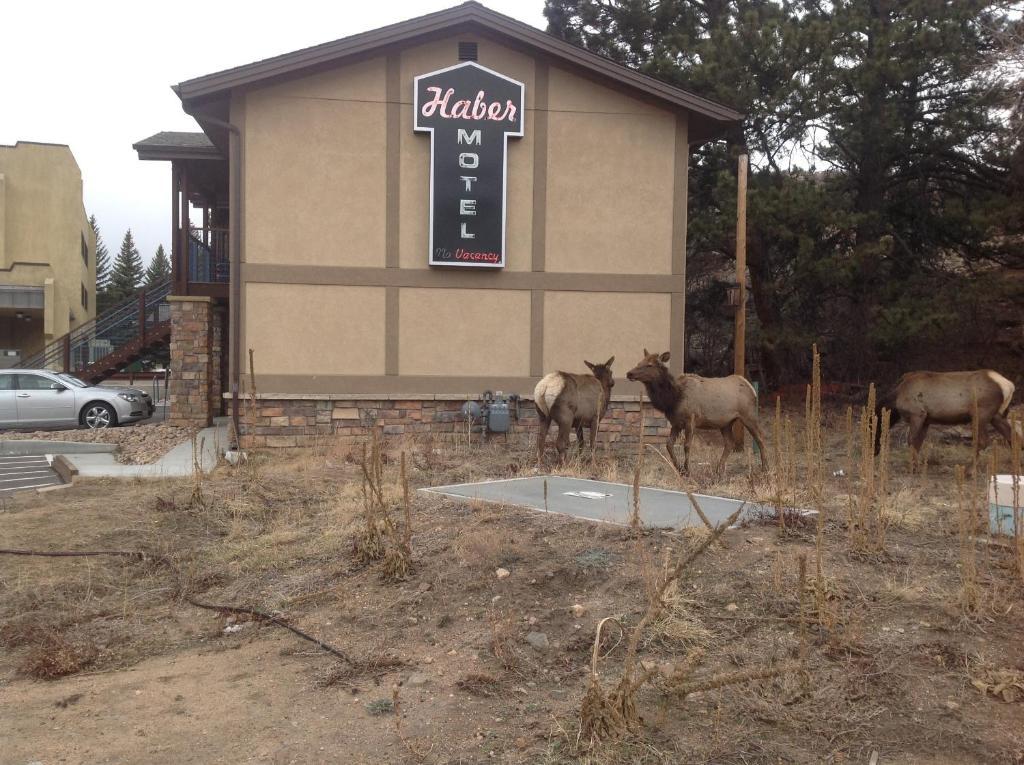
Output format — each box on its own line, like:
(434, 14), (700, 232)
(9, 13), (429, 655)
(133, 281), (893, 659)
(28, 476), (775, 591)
(189, 228), (229, 283)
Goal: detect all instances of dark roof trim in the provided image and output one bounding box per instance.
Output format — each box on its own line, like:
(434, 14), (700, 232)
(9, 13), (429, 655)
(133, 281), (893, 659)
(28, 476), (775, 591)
(173, 1), (742, 125)
(133, 131), (223, 161)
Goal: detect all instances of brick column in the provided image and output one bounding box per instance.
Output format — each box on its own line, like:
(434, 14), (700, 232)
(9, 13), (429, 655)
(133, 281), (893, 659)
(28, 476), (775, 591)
(209, 305), (225, 419)
(167, 296), (215, 428)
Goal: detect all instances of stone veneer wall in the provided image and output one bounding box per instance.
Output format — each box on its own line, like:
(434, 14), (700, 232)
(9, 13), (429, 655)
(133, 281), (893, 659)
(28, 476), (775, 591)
(237, 396), (671, 449)
(168, 297), (224, 428)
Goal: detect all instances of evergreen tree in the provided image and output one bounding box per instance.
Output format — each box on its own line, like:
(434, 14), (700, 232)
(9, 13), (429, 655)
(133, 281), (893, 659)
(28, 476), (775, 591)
(144, 244), (171, 286)
(109, 230), (144, 302)
(90, 215), (117, 313)
(89, 215), (109, 291)
(545, 0), (1021, 383)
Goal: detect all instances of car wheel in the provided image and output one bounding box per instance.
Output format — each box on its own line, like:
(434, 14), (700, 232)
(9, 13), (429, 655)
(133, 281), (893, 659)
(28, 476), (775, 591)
(81, 402), (117, 429)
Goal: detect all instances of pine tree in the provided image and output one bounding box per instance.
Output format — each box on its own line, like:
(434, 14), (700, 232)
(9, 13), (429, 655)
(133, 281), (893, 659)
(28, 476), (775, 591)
(89, 215), (109, 291)
(109, 230), (144, 303)
(145, 244), (171, 286)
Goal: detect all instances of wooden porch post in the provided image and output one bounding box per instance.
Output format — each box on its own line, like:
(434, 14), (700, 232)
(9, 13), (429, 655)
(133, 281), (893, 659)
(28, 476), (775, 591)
(171, 162), (183, 295)
(178, 164), (191, 296)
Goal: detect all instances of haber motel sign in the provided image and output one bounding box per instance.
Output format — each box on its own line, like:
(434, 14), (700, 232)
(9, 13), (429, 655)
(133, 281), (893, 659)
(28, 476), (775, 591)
(414, 61), (525, 268)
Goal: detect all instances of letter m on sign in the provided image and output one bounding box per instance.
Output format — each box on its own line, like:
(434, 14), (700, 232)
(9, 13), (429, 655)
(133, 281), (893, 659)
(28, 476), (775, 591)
(414, 61), (525, 268)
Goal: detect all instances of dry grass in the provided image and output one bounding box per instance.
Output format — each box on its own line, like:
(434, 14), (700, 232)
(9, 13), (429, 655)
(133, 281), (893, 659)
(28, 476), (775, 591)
(3, 380), (1024, 763)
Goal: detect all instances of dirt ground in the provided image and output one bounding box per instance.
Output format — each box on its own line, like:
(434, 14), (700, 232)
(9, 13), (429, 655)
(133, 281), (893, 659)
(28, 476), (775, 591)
(1, 405), (1023, 765)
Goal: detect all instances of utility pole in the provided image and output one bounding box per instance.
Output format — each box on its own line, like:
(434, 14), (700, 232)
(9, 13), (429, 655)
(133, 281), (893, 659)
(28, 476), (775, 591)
(732, 154), (748, 447)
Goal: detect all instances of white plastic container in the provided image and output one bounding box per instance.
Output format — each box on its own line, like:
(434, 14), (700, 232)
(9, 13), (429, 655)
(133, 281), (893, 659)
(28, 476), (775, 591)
(989, 475), (1022, 536)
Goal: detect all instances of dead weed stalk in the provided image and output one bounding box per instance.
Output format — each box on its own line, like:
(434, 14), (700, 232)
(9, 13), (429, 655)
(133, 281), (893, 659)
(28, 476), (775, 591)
(353, 430), (414, 581)
(578, 502), (796, 750)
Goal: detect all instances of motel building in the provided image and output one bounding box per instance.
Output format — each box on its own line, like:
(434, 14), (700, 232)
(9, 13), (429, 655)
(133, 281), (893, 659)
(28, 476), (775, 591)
(133, 1), (740, 447)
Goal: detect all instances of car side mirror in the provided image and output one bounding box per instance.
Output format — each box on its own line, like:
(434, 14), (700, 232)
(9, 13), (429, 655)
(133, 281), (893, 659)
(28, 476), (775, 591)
(49, 383), (67, 392)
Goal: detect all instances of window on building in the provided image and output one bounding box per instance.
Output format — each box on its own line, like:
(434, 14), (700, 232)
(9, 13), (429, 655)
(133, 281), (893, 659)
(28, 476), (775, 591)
(81, 283), (88, 310)
(81, 232), (89, 265)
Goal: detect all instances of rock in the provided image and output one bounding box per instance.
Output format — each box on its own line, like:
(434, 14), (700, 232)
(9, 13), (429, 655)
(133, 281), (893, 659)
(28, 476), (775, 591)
(495, 568), (510, 580)
(945, 700), (961, 711)
(417, 582), (432, 593)
(725, 603), (739, 612)
(527, 616), (538, 626)
(525, 632), (549, 652)
(406, 673), (430, 687)
(571, 604), (586, 618)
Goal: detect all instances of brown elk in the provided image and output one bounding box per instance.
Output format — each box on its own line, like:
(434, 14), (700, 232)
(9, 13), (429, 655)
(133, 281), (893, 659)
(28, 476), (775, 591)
(534, 357), (615, 466)
(626, 350), (768, 475)
(876, 370), (1016, 464)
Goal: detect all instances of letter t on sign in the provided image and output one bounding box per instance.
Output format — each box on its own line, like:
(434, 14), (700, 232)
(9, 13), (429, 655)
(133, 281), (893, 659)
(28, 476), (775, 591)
(414, 61), (525, 268)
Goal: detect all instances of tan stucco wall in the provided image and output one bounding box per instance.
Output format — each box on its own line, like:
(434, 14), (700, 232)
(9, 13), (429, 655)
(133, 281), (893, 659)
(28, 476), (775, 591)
(0, 142), (95, 348)
(242, 56), (388, 269)
(234, 33), (687, 395)
(399, 287), (531, 376)
(543, 291), (671, 375)
(545, 69), (679, 275)
(245, 283), (386, 375)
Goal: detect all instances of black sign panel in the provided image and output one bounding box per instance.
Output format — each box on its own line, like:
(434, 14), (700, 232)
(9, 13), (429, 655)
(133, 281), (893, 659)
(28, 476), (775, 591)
(414, 62), (525, 268)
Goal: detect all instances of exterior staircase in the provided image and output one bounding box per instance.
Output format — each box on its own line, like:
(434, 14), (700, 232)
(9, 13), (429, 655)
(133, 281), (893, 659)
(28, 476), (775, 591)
(16, 278), (172, 385)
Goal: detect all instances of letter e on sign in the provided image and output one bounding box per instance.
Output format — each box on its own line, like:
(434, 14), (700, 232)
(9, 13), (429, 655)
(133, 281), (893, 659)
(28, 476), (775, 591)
(414, 61), (525, 268)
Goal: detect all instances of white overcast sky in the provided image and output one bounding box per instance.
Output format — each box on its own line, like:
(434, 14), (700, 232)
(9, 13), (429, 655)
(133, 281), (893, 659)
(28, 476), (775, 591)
(0, 0), (546, 265)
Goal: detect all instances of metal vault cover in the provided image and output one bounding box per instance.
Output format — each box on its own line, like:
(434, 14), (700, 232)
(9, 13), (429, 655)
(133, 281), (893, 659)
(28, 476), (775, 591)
(420, 475), (775, 529)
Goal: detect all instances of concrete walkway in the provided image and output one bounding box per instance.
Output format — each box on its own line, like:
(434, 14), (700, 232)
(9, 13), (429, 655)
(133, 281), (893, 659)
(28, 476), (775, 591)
(61, 421), (229, 479)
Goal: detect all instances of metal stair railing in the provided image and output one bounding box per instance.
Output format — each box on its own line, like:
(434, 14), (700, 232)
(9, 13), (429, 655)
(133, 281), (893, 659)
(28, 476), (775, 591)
(189, 229), (229, 283)
(17, 277), (172, 373)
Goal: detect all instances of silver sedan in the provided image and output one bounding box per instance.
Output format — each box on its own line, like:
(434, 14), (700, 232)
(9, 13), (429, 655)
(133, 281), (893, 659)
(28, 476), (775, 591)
(0, 370), (155, 429)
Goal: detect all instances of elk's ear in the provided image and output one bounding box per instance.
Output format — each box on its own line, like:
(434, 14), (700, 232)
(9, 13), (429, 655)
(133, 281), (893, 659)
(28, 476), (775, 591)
(584, 360), (595, 372)
(605, 356), (615, 368)
(643, 347), (650, 357)
(659, 351), (671, 363)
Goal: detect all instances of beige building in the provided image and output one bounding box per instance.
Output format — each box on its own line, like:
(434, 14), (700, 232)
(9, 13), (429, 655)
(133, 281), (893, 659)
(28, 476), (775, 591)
(0, 142), (96, 362)
(136, 2), (740, 443)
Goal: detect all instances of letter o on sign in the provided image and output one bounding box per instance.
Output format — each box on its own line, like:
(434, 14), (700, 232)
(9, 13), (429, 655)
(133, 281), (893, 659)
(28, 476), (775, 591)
(458, 153), (479, 169)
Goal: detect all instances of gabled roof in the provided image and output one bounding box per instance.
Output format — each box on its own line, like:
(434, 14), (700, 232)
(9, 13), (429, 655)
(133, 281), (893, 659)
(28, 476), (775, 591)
(174, 1), (741, 142)
(133, 131), (221, 161)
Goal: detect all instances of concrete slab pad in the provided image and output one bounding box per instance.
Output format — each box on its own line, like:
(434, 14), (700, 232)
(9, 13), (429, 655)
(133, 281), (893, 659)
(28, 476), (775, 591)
(62, 423), (227, 479)
(421, 475), (780, 529)
(0, 440), (116, 456)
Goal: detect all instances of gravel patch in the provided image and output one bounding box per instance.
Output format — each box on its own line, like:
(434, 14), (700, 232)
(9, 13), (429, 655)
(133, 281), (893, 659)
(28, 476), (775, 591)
(2, 424), (194, 464)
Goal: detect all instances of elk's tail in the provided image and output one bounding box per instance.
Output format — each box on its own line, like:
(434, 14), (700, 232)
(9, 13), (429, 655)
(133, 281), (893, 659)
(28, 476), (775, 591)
(534, 373), (565, 418)
(986, 371), (1015, 416)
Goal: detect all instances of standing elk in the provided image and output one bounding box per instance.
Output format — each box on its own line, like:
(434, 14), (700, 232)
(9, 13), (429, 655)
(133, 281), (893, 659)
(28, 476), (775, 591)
(534, 357), (615, 466)
(876, 370), (1016, 464)
(626, 349), (768, 475)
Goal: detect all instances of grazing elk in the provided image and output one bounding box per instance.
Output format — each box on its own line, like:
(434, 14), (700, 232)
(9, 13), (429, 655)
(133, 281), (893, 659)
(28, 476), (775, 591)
(534, 357), (615, 466)
(626, 349), (768, 475)
(876, 370), (1016, 464)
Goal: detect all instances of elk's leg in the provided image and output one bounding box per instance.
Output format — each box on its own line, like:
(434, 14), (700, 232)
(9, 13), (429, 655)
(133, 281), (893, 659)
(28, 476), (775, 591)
(555, 417), (573, 464)
(665, 424), (685, 475)
(588, 420), (600, 461)
(682, 418), (696, 474)
(991, 414), (1013, 446)
(907, 415), (928, 469)
(575, 424), (586, 455)
(535, 413), (551, 468)
(717, 425), (736, 474)
(739, 415), (770, 471)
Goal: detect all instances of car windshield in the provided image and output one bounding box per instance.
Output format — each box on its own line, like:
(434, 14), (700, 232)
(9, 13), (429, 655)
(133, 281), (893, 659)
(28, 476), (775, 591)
(57, 373), (89, 389)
